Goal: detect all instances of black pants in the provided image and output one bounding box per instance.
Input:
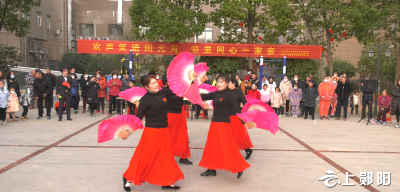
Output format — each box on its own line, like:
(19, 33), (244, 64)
(336, 100), (348, 118)
(285, 100), (290, 113)
(58, 96), (71, 119)
(299, 101), (304, 116)
(396, 107), (400, 123)
(351, 105), (359, 115)
(121, 100), (126, 110)
(113, 98), (116, 111)
(109, 95), (121, 114)
(128, 102), (136, 115)
(273, 107), (282, 115)
(362, 100), (372, 119)
(96, 98), (105, 112)
(304, 107), (315, 119)
(21, 106), (28, 117)
(195, 104), (208, 117)
(89, 103), (98, 114)
(38, 96), (52, 117)
(377, 108), (390, 122)
(0, 108), (6, 121)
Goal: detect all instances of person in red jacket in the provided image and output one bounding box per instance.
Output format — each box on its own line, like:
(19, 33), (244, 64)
(248, 84), (261, 100)
(107, 73), (122, 115)
(318, 76), (334, 120)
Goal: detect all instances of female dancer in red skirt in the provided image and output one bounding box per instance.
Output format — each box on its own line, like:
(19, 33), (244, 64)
(121, 75), (184, 191)
(228, 78), (254, 159)
(199, 74), (251, 179)
(161, 74), (192, 165)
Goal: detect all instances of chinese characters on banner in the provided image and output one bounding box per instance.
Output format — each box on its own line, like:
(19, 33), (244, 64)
(77, 40), (322, 59)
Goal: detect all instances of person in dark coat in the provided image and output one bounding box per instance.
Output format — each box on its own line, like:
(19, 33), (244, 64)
(80, 72), (90, 113)
(45, 68), (56, 108)
(361, 77), (374, 120)
(86, 76), (100, 117)
(33, 71), (52, 119)
(335, 76), (352, 121)
(391, 79), (400, 128)
(56, 68), (73, 121)
(121, 73), (131, 113)
(7, 71), (21, 119)
(302, 81), (319, 120)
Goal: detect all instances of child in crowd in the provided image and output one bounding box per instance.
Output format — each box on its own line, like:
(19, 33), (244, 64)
(7, 87), (19, 122)
(19, 88), (32, 120)
(289, 83), (303, 118)
(0, 80), (9, 125)
(127, 80), (136, 115)
(87, 76), (100, 117)
(350, 92), (360, 117)
(271, 87), (283, 116)
(260, 84), (271, 104)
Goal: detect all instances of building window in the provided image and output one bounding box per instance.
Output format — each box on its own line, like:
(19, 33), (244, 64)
(198, 27), (213, 41)
(46, 15), (51, 29)
(79, 23), (94, 36)
(36, 12), (41, 26)
(108, 24), (123, 37)
(48, 60), (57, 70)
(28, 40), (34, 52)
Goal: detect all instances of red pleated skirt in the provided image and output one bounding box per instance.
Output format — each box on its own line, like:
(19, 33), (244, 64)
(198, 122), (250, 173)
(123, 127), (184, 186)
(168, 111), (191, 159)
(229, 115), (254, 150)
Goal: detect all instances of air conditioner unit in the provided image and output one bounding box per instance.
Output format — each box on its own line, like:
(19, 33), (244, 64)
(94, 37), (101, 40)
(103, 37), (110, 40)
(84, 37), (92, 40)
(54, 29), (60, 35)
(76, 36), (83, 40)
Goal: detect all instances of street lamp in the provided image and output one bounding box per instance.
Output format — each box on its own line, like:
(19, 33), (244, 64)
(368, 46), (391, 116)
(35, 48), (42, 69)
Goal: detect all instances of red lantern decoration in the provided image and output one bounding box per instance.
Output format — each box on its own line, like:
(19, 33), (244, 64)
(191, 33), (194, 37)
(331, 38), (334, 42)
(321, 48), (325, 51)
(342, 32), (346, 37)
(258, 36), (262, 40)
(240, 23), (243, 27)
(172, 35), (174, 37)
(15, 32), (18, 36)
(329, 29), (333, 33)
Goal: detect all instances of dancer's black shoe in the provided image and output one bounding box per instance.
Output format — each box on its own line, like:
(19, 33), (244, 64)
(244, 148), (253, 160)
(162, 185), (180, 190)
(179, 158), (193, 165)
(200, 169), (216, 176)
(123, 177), (131, 191)
(237, 172), (244, 179)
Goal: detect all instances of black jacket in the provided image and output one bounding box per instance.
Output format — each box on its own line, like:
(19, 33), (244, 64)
(56, 75), (74, 97)
(7, 79), (21, 97)
(162, 86), (184, 114)
(391, 84), (400, 112)
(291, 80), (304, 90)
(86, 81), (100, 104)
(45, 73), (56, 90)
(303, 87), (319, 107)
(201, 89), (241, 123)
(80, 77), (90, 98)
(33, 77), (52, 97)
(335, 80), (353, 101)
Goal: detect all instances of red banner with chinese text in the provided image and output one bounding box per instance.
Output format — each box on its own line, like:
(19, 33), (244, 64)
(77, 40), (321, 59)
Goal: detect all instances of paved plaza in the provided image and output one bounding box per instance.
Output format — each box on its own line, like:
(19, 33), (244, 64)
(0, 108), (399, 192)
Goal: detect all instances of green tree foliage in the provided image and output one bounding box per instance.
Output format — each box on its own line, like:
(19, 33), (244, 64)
(294, 0), (380, 75)
(272, 59), (322, 82)
(0, 0), (41, 37)
(372, 1), (400, 84)
(128, 0), (208, 42)
(209, 0), (297, 66)
(0, 44), (23, 73)
(199, 56), (246, 75)
(357, 45), (396, 87)
(324, 58), (357, 78)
